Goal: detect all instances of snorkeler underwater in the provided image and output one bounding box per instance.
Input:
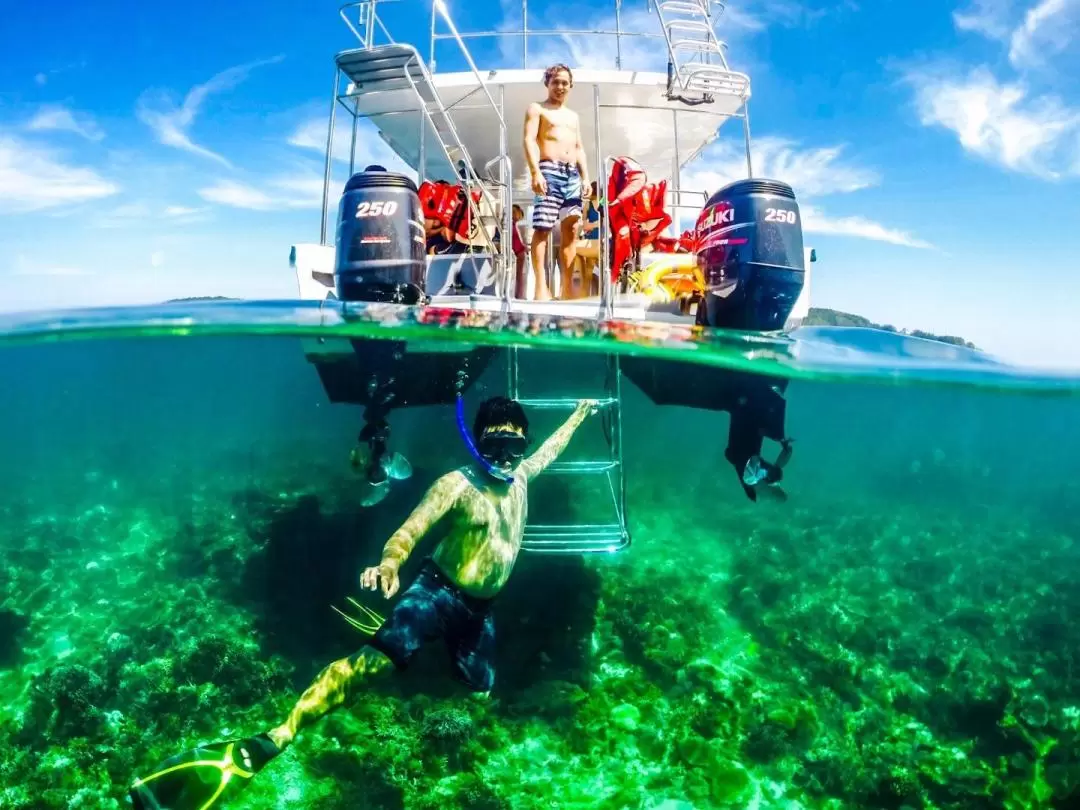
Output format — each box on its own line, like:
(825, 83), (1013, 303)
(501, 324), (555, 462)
(129, 396), (600, 809)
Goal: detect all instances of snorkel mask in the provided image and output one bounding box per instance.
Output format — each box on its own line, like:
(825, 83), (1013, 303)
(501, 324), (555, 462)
(455, 395), (527, 483)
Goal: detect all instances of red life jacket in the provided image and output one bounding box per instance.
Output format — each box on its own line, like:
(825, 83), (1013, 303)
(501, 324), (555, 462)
(418, 181), (482, 244)
(604, 157), (673, 280)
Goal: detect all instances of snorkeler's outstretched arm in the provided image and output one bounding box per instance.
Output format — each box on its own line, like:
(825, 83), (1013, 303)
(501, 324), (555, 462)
(362, 471), (468, 598)
(518, 400), (597, 481)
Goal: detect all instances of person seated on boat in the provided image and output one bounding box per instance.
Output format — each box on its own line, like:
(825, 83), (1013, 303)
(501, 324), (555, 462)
(582, 181), (603, 239)
(512, 204), (529, 298)
(523, 63), (591, 301)
(128, 397), (600, 810)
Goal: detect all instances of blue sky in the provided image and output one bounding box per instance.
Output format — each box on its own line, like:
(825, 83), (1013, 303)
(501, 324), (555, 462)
(1, 0), (1078, 368)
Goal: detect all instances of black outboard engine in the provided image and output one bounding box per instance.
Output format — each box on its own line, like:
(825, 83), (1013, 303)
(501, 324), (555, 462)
(328, 167), (494, 505)
(334, 169), (426, 305)
(621, 177), (803, 503)
(694, 178), (805, 332)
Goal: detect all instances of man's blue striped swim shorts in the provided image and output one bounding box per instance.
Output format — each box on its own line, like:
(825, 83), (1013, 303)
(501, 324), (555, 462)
(368, 559), (496, 693)
(532, 159), (583, 231)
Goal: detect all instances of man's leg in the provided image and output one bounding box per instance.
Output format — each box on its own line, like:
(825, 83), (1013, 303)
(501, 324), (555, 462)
(267, 646), (394, 750)
(449, 607), (496, 695)
(530, 227), (552, 301)
(269, 575), (442, 751)
(558, 214), (581, 300)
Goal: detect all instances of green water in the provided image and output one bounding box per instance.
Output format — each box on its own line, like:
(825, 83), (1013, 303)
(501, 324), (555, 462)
(1, 302), (1079, 810)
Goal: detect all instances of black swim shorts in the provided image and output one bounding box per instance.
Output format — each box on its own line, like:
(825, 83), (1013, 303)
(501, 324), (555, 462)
(368, 560), (496, 692)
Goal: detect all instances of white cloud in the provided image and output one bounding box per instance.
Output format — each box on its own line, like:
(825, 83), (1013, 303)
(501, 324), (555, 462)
(680, 136), (927, 248)
(136, 56), (283, 166)
(905, 65), (1080, 178)
(800, 204), (934, 249)
(0, 135), (119, 214)
(684, 136), (878, 198)
(953, 0), (1017, 37)
(287, 116), (413, 175)
(163, 205), (206, 217)
(10, 255), (91, 276)
(150, 251), (165, 268)
(491, 0), (846, 72)
(25, 105), (105, 141)
(198, 180), (279, 210)
(197, 174), (328, 211)
(1007, 0), (1079, 70)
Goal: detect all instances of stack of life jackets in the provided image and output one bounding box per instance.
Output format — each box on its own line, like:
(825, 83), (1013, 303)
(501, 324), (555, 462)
(604, 156), (674, 281)
(418, 180), (483, 249)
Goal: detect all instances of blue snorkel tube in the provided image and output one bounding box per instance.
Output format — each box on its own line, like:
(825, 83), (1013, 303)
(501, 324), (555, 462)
(456, 394), (515, 483)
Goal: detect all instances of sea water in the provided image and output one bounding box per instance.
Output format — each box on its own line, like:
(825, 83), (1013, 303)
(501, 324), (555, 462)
(0, 300), (1078, 810)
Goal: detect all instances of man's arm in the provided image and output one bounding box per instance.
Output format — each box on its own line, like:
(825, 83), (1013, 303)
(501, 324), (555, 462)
(574, 114), (590, 196)
(523, 103), (543, 188)
(379, 471), (466, 570)
(518, 400), (595, 481)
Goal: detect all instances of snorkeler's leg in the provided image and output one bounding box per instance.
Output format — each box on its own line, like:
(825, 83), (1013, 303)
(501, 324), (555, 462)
(267, 647), (394, 750)
(269, 569), (445, 750)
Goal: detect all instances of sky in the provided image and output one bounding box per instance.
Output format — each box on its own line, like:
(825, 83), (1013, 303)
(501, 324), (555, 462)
(1, 0), (1078, 368)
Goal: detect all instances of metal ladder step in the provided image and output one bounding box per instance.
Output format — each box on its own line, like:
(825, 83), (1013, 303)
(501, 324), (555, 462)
(520, 525), (628, 554)
(678, 65), (746, 93)
(671, 39), (721, 54)
(657, 0), (710, 14)
(337, 45), (426, 91)
(547, 460), (619, 474)
(665, 19), (714, 34)
(511, 351), (630, 555)
(517, 397), (617, 409)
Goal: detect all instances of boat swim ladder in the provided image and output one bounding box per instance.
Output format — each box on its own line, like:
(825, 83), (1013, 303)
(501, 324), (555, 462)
(509, 348), (631, 555)
(652, 0), (738, 100)
(328, 1), (515, 293)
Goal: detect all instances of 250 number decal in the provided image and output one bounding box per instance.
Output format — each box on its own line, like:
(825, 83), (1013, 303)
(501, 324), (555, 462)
(355, 200), (399, 218)
(764, 208), (797, 224)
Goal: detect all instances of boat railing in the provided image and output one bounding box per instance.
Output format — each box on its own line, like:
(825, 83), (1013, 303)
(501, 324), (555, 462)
(338, 0), (515, 295)
(342, 0), (669, 73)
(430, 27), (667, 73)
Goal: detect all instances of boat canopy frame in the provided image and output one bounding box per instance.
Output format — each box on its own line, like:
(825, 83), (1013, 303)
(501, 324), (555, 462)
(321, 0), (756, 317)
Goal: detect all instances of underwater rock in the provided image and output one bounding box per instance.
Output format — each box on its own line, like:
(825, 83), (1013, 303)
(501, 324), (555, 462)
(421, 707), (474, 744)
(26, 663), (107, 741)
(0, 607), (29, 668)
(866, 767), (923, 809)
(172, 632), (288, 705)
(674, 736), (756, 807)
(1019, 693), (1051, 729)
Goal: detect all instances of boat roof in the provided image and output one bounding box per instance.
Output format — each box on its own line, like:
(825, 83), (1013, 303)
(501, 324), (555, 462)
(337, 54), (749, 199)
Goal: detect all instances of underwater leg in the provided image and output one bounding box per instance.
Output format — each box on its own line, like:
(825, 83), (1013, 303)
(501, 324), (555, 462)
(267, 647), (394, 750)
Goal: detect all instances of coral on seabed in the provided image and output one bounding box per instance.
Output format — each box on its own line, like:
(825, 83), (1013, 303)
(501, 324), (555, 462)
(0, 453), (1079, 810)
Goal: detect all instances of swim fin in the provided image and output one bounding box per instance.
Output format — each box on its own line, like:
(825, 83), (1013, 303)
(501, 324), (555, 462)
(129, 733), (281, 810)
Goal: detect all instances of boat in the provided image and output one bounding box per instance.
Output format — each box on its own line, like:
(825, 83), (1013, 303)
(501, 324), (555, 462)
(290, 0), (813, 554)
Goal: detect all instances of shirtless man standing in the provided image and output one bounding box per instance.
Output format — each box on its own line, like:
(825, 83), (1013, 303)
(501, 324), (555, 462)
(129, 396), (598, 810)
(523, 63), (590, 300)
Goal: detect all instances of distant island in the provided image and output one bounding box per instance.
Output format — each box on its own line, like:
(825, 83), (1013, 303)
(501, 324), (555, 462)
(165, 296), (238, 303)
(803, 308), (978, 351)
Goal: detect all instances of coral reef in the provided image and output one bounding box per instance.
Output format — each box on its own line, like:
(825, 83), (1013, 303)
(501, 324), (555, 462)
(1, 404), (1079, 810)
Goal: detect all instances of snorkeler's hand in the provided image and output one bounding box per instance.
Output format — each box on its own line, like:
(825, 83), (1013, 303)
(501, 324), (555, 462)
(579, 399), (600, 415)
(361, 562), (400, 599)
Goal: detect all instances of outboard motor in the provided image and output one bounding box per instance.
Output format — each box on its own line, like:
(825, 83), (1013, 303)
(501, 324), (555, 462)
(333, 168), (428, 503)
(334, 169), (426, 305)
(621, 177), (803, 504)
(694, 178), (805, 332)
